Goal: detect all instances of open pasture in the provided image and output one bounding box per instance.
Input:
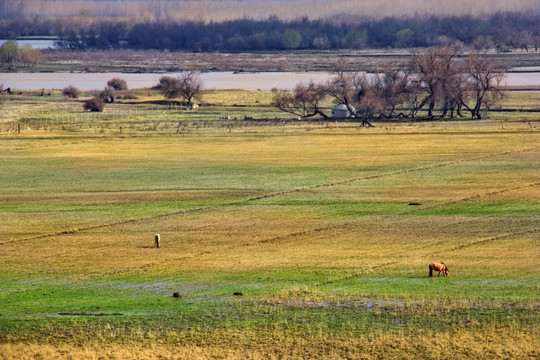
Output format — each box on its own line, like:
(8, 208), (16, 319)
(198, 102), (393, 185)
(0, 91), (539, 359)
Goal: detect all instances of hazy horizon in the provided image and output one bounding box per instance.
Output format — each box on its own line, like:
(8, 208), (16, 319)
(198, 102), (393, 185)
(2, 0), (540, 22)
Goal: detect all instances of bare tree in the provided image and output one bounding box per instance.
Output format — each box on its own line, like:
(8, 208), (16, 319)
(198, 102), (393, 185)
(157, 71), (203, 108)
(473, 35), (495, 52)
(325, 60), (374, 126)
(349, 72), (385, 122)
(98, 86), (115, 103)
(460, 52), (505, 119)
(375, 66), (416, 118)
(271, 81), (329, 119)
(533, 35), (540, 52)
(410, 45), (462, 118)
(324, 60), (354, 112)
(178, 70), (203, 108)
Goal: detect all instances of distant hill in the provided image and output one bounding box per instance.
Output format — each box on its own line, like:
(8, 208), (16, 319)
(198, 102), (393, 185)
(2, 0), (540, 22)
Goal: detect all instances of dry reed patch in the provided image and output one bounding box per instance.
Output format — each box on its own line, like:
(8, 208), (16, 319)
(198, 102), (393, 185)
(1, 326), (538, 360)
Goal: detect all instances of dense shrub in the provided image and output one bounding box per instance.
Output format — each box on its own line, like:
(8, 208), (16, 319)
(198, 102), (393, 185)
(83, 97), (104, 112)
(62, 85), (80, 99)
(0, 39), (19, 65)
(98, 86), (115, 103)
(18, 45), (43, 65)
(107, 77), (128, 91)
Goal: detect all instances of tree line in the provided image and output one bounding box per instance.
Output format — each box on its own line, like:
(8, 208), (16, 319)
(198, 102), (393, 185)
(273, 46), (505, 124)
(63, 48), (503, 123)
(1, 12), (540, 52)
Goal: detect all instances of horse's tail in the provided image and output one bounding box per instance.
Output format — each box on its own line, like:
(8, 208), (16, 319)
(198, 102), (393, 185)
(428, 263), (433, 277)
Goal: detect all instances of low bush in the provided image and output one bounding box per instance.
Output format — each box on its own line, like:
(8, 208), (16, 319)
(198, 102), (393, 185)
(83, 97), (105, 112)
(62, 85), (80, 99)
(107, 77), (128, 91)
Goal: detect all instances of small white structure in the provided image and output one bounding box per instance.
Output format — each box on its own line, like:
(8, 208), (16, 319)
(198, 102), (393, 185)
(332, 103), (354, 119)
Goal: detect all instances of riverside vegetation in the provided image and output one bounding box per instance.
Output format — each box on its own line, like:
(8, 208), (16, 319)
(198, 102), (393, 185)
(0, 88), (539, 359)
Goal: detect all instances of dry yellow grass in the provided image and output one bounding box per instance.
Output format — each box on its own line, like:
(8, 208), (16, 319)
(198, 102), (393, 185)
(1, 327), (538, 360)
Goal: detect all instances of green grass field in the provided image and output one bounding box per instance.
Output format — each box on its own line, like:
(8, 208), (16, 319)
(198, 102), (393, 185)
(0, 90), (539, 359)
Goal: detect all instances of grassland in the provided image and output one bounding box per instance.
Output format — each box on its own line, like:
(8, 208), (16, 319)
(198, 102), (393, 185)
(0, 90), (539, 359)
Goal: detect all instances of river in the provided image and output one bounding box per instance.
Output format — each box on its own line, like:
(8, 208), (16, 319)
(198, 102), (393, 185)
(0, 39), (56, 49)
(0, 71), (333, 91)
(0, 71), (538, 91)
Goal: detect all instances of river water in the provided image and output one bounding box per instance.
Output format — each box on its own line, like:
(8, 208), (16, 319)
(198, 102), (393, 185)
(0, 70), (538, 91)
(0, 39), (56, 49)
(0, 71), (335, 91)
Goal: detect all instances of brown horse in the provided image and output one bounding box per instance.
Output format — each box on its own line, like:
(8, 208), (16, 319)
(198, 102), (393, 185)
(429, 262), (449, 277)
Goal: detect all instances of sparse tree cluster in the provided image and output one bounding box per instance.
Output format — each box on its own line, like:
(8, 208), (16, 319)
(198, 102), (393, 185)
(410, 46), (505, 119)
(78, 77), (130, 112)
(156, 71), (203, 108)
(273, 46), (505, 123)
(98, 77), (130, 103)
(272, 82), (328, 119)
(0, 40), (42, 67)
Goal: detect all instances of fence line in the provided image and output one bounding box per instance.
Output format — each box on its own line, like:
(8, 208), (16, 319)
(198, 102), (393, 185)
(0, 105), (174, 133)
(1, 114), (342, 134)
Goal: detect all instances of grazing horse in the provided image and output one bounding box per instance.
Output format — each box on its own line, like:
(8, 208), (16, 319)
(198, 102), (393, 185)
(429, 262), (449, 277)
(154, 234), (160, 248)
